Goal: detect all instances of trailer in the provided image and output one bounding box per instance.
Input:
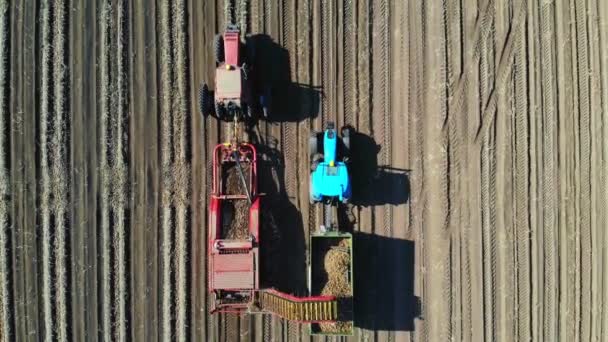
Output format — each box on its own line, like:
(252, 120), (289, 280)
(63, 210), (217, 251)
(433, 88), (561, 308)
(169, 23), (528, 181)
(309, 232), (354, 335)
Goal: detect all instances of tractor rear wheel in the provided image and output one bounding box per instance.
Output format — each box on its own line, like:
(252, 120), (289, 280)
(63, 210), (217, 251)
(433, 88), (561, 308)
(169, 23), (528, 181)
(341, 127), (351, 154)
(309, 133), (318, 158)
(199, 84), (212, 115)
(311, 153), (323, 172)
(215, 101), (225, 120)
(214, 34), (224, 64)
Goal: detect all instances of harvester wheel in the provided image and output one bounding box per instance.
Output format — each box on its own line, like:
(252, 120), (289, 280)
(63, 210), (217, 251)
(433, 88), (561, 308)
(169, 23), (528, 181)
(246, 103), (255, 118)
(214, 34), (224, 64)
(199, 84), (212, 115)
(309, 133), (318, 158)
(261, 87), (271, 118)
(215, 101), (225, 120)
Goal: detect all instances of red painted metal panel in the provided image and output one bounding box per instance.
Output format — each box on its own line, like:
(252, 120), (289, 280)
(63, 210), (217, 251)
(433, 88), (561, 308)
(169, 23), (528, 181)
(224, 32), (240, 66)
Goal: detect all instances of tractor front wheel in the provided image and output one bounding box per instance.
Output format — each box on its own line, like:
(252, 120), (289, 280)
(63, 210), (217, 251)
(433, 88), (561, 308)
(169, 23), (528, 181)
(214, 34), (224, 64)
(199, 84), (212, 115)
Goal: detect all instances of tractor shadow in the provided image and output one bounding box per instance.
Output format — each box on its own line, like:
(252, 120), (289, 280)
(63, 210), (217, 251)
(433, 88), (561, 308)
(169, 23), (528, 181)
(346, 127), (410, 207)
(353, 232), (420, 331)
(247, 34), (321, 123)
(251, 133), (308, 295)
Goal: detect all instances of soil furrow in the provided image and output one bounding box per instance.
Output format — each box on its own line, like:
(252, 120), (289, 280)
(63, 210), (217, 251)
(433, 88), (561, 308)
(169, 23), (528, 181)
(99, 2), (113, 340)
(598, 0), (608, 337)
(112, 1), (129, 340)
(0, 1), (9, 339)
(539, 2), (558, 340)
(554, 1), (577, 340)
(422, 2), (451, 341)
(479, 11), (496, 341)
(574, 0), (593, 340)
(407, 0), (426, 339)
(514, 25), (531, 342)
(158, 0), (174, 340)
(38, 1), (53, 340)
(586, 0), (604, 339)
(171, 1), (191, 341)
(529, 1), (543, 340)
(52, 1), (69, 340)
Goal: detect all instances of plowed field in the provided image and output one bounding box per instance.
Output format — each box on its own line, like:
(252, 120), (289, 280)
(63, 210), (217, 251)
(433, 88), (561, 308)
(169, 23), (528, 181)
(1, 0), (607, 341)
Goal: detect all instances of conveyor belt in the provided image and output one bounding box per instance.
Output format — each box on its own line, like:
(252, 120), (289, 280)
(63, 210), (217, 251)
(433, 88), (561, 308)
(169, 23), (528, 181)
(259, 289), (338, 322)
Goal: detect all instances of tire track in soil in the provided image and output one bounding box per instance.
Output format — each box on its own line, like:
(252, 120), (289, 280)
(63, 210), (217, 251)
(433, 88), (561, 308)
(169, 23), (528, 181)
(188, 0), (208, 339)
(493, 2), (515, 341)
(99, 2), (113, 340)
(38, 1), (53, 340)
(513, 26), (531, 342)
(407, 0), (425, 339)
(523, 6), (544, 336)
(478, 7), (496, 342)
(598, 0), (608, 338)
(555, 1), (576, 340)
(444, 0), (463, 339)
(51, 1), (69, 340)
(422, 1), (451, 341)
(131, 0), (159, 339)
(573, 0), (592, 340)
(586, 0), (604, 339)
(372, 1), (392, 341)
(343, 0), (355, 127)
(539, 1), (558, 340)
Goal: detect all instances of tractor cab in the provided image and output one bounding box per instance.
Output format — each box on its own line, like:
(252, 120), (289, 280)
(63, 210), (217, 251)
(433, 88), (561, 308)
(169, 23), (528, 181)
(309, 123), (352, 204)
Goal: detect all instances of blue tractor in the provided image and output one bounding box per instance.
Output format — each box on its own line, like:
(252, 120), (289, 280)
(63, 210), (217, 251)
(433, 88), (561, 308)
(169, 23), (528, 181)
(309, 123), (352, 204)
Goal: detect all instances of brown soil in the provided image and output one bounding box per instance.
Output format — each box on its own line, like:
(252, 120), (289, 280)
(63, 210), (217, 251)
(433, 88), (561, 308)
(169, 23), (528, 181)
(4, 0), (608, 341)
(221, 165), (251, 240)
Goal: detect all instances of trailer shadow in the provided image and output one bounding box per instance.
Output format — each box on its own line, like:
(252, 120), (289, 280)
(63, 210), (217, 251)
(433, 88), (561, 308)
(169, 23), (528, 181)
(347, 127), (410, 207)
(253, 134), (308, 295)
(353, 232), (420, 331)
(247, 34), (321, 123)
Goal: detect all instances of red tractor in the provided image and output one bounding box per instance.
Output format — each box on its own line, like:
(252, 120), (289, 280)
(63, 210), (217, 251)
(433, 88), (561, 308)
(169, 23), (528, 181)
(200, 25), (270, 120)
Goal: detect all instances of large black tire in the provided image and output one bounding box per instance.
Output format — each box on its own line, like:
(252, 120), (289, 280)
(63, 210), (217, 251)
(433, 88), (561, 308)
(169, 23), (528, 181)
(214, 34), (224, 64)
(341, 126), (351, 154)
(245, 35), (256, 64)
(247, 103), (255, 118)
(309, 133), (318, 158)
(199, 84), (212, 115)
(261, 87), (271, 118)
(311, 153), (323, 172)
(215, 101), (225, 120)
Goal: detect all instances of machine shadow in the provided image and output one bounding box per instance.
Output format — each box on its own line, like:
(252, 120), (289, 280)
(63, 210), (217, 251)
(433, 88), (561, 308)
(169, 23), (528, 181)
(253, 135), (308, 296)
(248, 34), (321, 123)
(347, 128), (410, 207)
(353, 232), (419, 331)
